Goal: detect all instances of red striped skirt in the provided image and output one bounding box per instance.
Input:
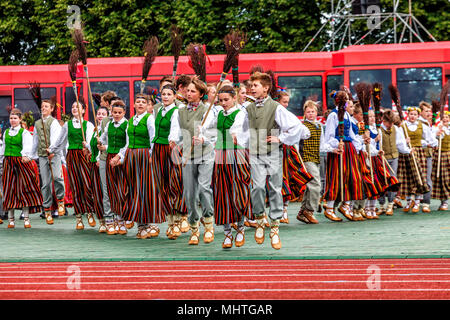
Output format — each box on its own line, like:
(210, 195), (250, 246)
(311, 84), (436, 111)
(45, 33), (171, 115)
(369, 155), (401, 200)
(66, 149), (94, 215)
(89, 162), (104, 220)
(324, 141), (364, 202)
(357, 151), (380, 200)
(151, 143), (186, 216)
(123, 148), (164, 224)
(106, 153), (128, 216)
(2, 157), (43, 212)
(62, 164), (73, 208)
(281, 144), (313, 202)
(431, 150), (450, 200)
(398, 147), (429, 196)
(213, 149), (253, 225)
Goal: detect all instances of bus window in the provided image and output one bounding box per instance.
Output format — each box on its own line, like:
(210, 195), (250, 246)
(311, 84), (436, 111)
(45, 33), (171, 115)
(349, 69), (392, 108)
(88, 81), (130, 121)
(397, 67), (442, 107)
(326, 75), (343, 109)
(64, 86), (83, 117)
(14, 87), (56, 122)
(277, 76), (322, 117)
(0, 96), (11, 132)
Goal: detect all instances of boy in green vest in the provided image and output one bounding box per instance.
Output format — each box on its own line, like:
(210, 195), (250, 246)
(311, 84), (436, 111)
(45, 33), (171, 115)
(241, 72), (304, 250)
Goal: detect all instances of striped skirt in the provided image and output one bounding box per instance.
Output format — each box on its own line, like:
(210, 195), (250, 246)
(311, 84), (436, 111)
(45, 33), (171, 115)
(106, 153), (128, 216)
(281, 144), (313, 202)
(213, 149), (253, 225)
(398, 147), (429, 196)
(2, 157), (43, 212)
(431, 150), (450, 200)
(66, 149), (94, 215)
(62, 164), (73, 208)
(323, 141), (364, 202)
(89, 162), (104, 220)
(369, 155), (401, 200)
(357, 151), (380, 200)
(151, 143), (186, 216)
(123, 148), (164, 224)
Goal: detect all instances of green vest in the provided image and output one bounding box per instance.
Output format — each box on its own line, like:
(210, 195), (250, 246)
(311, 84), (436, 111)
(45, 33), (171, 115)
(107, 120), (128, 154)
(153, 105), (178, 145)
(404, 122), (423, 148)
(215, 109), (243, 150)
(4, 128), (24, 157)
(178, 102), (213, 159)
(35, 117), (54, 157)
(89, 129), (100, 163)
(246, 97), (280, 155)
(99, 117), (111, 161)
(67, 120), (88, 150)
(381, 126), (399, 160)
(127, 113), (151, 149)
(301, 121), (321, 164)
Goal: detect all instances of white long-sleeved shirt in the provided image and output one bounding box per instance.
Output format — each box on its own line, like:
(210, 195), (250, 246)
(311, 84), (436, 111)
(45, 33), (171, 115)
(31, 116), (62, 159)
(0, 125), (34, 162)
(240, 98), (308, 147)
(118, 111), (155, 161)
(98, 117), (129, 162)
(154, 103), (182, 144)
(49, 119), (95, 155)
(379, 123), (411, 155)
(403, 120), (438, 148)
(322, 110), (362, 153)
(432, 124), (450, 140)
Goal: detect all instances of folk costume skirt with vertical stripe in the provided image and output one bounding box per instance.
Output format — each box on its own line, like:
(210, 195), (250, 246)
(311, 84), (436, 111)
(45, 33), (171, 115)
(398, 147), (429, 197)
(369, 155), (401, 200)
(2, 157), (43, 212)
(123, 148), (164, 224)
(62, 164), (73, 208)
(431, 150), (450, 200)
(324, 141), (364, 202)
(89, 162), (104, 220)
(357, 151), (380, 200)
(151, 143), (186, 217)
(213, 149), (253, 225)
(106, 153), (128, 217)
(66, 149), (94, 215)
(281, 144), (313, 202)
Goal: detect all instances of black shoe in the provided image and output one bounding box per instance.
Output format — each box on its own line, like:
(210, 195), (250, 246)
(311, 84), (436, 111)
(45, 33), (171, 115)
(52, 211), (59, 218)
(19, 213), (25, 220)
(40, 212), (46, 219)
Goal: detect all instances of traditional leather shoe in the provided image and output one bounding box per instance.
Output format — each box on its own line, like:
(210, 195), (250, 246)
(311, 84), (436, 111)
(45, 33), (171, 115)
(106, 223), (116, 235)
(323, 206), (342, 222)
(57, 201), (65, 216)
(136, 228), (149, 239)
(422, 204), (431, 213)
(403, 200), (414, 212)
(180, 216), (190, 233)
(118, 222), (127, 235)
(303, 209), (319, 224)
(188, 230), (200, 245)
(394, 198), (404, 208)
(147, 225), (160, 238)
(386, 203), (394, 216)
(338, 204), (354, 221)
(254, 218), (266, 244)
(244, 219), (257, 228)
(280, 208), (289, 224)
(296, 211), (310, 224)
(98, 223), (107, 233)
(235, 228), (245, 247)
(438, 203), (448, 211)
(8, 219), (15, 229)
(412, 203), (420, 213)
(222, 232), (233, 249)
(264, 215), (270, 228)
(87, 213), (96, 227)
(172, 223), (181, 238)
(76, 217), (84, 230)
(353, 209), (365, 221)
(269, 226), (282, 250)
(45, 211), (54, 225)
(24, 218), (31, 228)
(125, 221), (134, 229)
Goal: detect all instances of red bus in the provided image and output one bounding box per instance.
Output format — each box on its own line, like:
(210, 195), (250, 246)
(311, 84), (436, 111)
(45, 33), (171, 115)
(0, 41), (449, 128)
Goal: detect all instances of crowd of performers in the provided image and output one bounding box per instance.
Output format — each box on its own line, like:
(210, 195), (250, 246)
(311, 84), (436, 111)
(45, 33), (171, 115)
(0, 71), (449, 251)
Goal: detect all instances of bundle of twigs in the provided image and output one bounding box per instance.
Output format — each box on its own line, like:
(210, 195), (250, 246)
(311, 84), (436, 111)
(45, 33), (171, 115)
(141, 35), (159, 94)
(67, 49), (86, 142)
(335, 90), (348, 202)
(170, 25), (183, 79)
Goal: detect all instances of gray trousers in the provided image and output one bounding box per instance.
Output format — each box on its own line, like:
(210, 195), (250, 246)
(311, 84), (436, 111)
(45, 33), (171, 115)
(423, 156), (432, 204)
(250, 150), (283, 221)
(319, 153), (327, 196)
(378, 158), (398, 205)
(39, 155), (65, 209)
(183, 153), (215, 226)
(301, 162), (321, 212)
(99, 159), (112, 222)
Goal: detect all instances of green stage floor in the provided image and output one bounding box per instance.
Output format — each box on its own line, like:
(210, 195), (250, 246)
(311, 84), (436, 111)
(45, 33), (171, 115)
(1, 200), (449, 262)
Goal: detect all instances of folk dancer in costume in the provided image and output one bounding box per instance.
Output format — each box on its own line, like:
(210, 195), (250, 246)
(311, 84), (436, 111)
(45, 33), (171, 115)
(48, 98), (96, 230)
(241, 72), (304, 250)
(99, 99), (130, 235)
(298, 100), (324, 224)
(397, 107), (436, 213)
(418, 101), (435, 213)
(377, 110), (411, 215)
(178, 78), (216, 245)
(151, 84), (187, 240)
(84, 106), (109, 233)
(1, 108), (43, 228)
(31, 98), (65, 225)
(211, 85), (252, 249)
(431, 110), (450, 211)
(365, 110), (401, 219)
(120, 94), (163, 239)
(175, 74), (191, 105)
(322, 91), (365, 223)
(277, 91), (313, 223)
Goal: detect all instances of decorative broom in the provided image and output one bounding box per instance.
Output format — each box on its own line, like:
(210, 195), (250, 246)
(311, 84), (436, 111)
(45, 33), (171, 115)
(28, 81), (55, 185)
(141, 35), (159, 94)
(437, 81), (450, 178)
(389, 83), (422, 186)
(170, 25), (183, 79)
(68, 49), (86, 142)
(335, 90), (348, 203)
(372, 82), (387, 184)
(186, 42), (207, 83)
(72, 27), (99, 136)
(355, 82), (374, 182)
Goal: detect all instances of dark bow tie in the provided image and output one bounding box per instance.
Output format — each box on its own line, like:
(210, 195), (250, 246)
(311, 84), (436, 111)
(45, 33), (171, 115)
(255, 98), (265, 107)
(187, 102), (199, 111)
